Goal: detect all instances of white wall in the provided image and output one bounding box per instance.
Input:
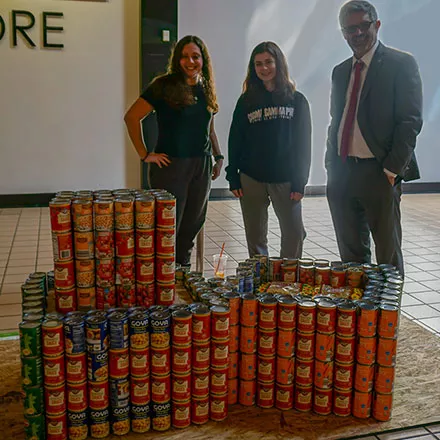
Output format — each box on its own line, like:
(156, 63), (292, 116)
(179, 0), (440, 188)
(0, 0), (140, 194)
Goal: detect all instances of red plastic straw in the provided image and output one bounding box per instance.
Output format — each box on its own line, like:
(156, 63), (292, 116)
(215, 242), (225, 275)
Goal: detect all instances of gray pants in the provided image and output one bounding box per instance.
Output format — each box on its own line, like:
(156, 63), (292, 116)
(326, 158), (404, 275)
(239, 173), (306, 258)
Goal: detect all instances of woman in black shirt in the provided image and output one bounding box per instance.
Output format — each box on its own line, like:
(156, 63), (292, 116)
(226, 41), (312, 259)
(125, 35), (224, 267)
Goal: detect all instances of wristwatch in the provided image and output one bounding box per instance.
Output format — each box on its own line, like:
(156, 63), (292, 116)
(214, 155), (224, 162)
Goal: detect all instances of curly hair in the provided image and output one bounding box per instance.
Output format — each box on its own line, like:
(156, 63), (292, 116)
(242, 41), (296, 103)
(149, 35), (219, 113)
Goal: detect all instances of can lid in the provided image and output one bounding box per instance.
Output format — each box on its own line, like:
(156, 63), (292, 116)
(358, 300), (379, 311)
(28, 272), (46, 280)
(189, 304), (210, 315)
(19, 321), (41, 329)
(258, 295), (278, 306)
(317, 299), (336, 309)
(337, 300), (357, 311)
(379, 303), (399, 312)
(298, 300), (316, 308)
(42, 319), (63, 328)
(240, 293), (257, 301)
(150, 310), (171, 321)
(221, 291), (240, 300)
(85, 315), (107, 324)
(172, 309), (192, 319)
(50, 198), (72, 206)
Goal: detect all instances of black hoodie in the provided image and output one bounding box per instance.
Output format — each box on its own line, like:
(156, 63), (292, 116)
(226, 89), (312, 194)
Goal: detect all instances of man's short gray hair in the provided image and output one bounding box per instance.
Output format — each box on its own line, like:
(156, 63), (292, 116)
(339, 0), (379, 26)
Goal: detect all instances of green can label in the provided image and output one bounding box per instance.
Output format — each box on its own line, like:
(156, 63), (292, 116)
(20, 321), (42, 357)
(24, 413), (45, 440)
(24, 386), (45, 416)
(22, 357), (43, 388)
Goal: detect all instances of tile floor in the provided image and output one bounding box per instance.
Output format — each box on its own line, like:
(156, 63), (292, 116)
(1, 194), (440, 336)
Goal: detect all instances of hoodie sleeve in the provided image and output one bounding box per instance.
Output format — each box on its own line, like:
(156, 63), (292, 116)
(225, 97), (246, 191)
(290, 92), (312, 194)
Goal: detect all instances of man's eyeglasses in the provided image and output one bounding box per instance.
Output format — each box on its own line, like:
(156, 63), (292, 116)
(342, 21), (375, 34)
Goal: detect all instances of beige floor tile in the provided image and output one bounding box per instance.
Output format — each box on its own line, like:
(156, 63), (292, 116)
(0, 303), (22, 317)
(0, 315), (22, 331)
(9, 252), (37, 260)
(0, 293), (22, 305)
(1, 283), (23, 294)
(37, 264), (54, 272)
(7, 259), (36, 268)
(5, 266), (36, 276)
(3, 273), (29, 284)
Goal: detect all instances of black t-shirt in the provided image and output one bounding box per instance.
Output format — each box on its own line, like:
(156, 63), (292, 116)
(141, 80), (213, 158)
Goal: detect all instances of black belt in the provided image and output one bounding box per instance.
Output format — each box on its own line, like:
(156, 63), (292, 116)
(346, 156), (377, 163)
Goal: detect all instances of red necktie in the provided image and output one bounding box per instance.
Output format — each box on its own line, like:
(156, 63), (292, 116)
(340, 60), (364, 161)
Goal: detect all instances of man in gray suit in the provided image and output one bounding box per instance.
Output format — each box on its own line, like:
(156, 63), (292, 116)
(325, 0), (423, 275)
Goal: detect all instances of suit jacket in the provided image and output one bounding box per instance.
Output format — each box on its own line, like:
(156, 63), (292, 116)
(325, 42), (423, 182)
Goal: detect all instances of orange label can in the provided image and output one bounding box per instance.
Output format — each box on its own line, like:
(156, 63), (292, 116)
(228, 377), (239, 405)
(314, 360), (334, 390)
(372, 392), (393, 421)
(240, 325), (257, 354)
(354, 363), (375, 393)
(352, 390), (372, 418)
(376, 337), (397, 367)
(277, 329), (296, 358)
(229, 324), (240, 353)
(357, 336), (377, 365)
(240, 294), (258, 327)
(238, 379), (256, 406)
(276, 356), (295, 385)
(315, 332), (335, 362)
(228, 351), (239, 379)
(374, 365), (395, 394)
(239, 353), (257, 381)
(378, 304), (399, 339)
(357, 303), (378, 337)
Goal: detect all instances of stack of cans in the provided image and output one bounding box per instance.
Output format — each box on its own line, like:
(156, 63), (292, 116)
(236, 262), (254, 294)
(171, 308), (192, 428)
(20, 320), (45, 440)
(280, 259), (298, 283)
(22, 273), (47, 321)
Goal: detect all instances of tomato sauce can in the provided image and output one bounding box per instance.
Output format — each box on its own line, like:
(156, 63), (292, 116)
(94, 231), (114, 259)
(192, 368), (210, 397)
(275, 383), (294, 410)
(172, 399), (191, 428)
(373, 392), (393, 421)
(52, 232), (74, 262)
(191, 305), (211, 342)
(156, 195), (176, 229)
(315, 265), (331, 286)
(256, 380), (275, 409)
(130, 375), (150, 406)
(171, 372), (191, 401)
(151, 401), (171, 431)
(115, 256), (135, 285)
(257, 355), (276, 382)
(297, 300), (317, 333)
(240, 293), (258, 327)
(46, 412), (68, 440)
(131, 404), (151, 433)
(276, 356), (294, 385)
(334, 362), (355, 389)
(50, 199), (71, 233)
(43, 355), (65, 386)
(258, 296), (277, 329)
(66, 381), (88, 413)
(172, 344), (191, 374)
(88, 381), (109, 410)
(333, 387), (352, 417)
(135, 229), (155, 256)
(42, 319), (64, 358)
(192, 341), (210, 370)
(210, 339), (229, 368)
(378, 304), (399, 339)
(222, 291), (240, 325)
(277, 295), (297, 330)
(54, 260), (75, 290)
(114, 230), (135, 257)
(296, 331), (315, 360)
(240, 352), (257, 381)
(239, 379), (256, 406)
(136, 282), (155, 308)
(95, 258), (115, 287)
(331, 264), (346, 288)
(130, 347), (150, 377)
(315, 332), (335, 362)
(357, 301), (379, 337)
(317, 300), (337, 334)
(295, 385), (313, 412)
(277, 328), (296, 358)
(109, 378), (130, 408)
(45, 383), (67, 415)
(240, 325), (257, 354)
(89, 408), (110, 438)
(354, 363), (375, 393)
(314, 359), (334, 389)
(357, 336), (377, 365)
(258, 328), (277, 357)
(210, 365), (228, 394)
(313, 387), (333, 415)
(156, 282), (175, 306)
(353, 390), (372, 418)
(151, 347), (171, 376)
(191, 395), (209, 425)
(335, 335), (356, 364)
(66, 353), (87, 384)
(375, 365), (395, 394)
(336, 302), (357, 336)
(156, 227), (175, 255)
(229, 324), (240, 352)
(109, 348), (129, 379)
(171, 309), (191, 345)
(295, 358), (314, 387)
(151, 374), (171, 403)
(299, 262), (315, 285)
(67, 410), (88, 440)
(228, 377), (239, 404)
(156, 254), (175, 283)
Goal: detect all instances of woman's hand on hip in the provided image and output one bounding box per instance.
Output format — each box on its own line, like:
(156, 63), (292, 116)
(212, 159), (223, 181)
(232, 189), (243, 198)
(290, 192), (304, 201)
(144, 153), (171, 168)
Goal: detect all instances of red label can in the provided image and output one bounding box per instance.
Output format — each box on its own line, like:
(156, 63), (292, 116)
(130, 376), (150, 406)
(334, 362), (354, 389)
(116, 257), (135, 285)
(295, 358), (314, 387)
(296, 331), (315, 360)
(316, 301), (337, 334)
(45, 383), (66, 415)
(171, 311), (192, 346)
(43, 355), (65, 386)
(50, 199), (71, 232)
(136, 282), (155, 308)
(354, 363), (375, 393)
(228, 377), (238, 405)
(375, 365), (395, 394)
(156, 228), (175, 255)
(210, 393), (228, 422)
(277, 298), (297, 330)
(277, 329), (296, 358)
(335, 335), (356, 364)
(372, 392), (393, 421)
(315, 332), (335, 362)
(172, 372), (191, 401)
(54, 260), (75, 289)
(151, 374), (171, 403)
(95, 258), (115, 287)
(276, 356), (295, 385)
(295, 385), (313, 412)
(333, 387), (352, 417)
(52, 231), (74, 262)
(115, 230), (135, 257)
(314, 387), (332, 415)
(257, 355), (276, 382)
(223, 293), (240, 326)
(156, 196), (176, 229)
(353, 390), (372, 418)
(258, 329), (277, 357)
(314, 360), (334, 390)
(42, 320), (64, 358)
(210, 365), (228, 395)
(94, 230), (115, 259)
(192, 341), (210, 370)
(240, 294), (258, 327)
(172, 344), (191, 374)
(297, 301), (316, 333)
(276, 383), (294, 411)
(46, 412), (68, 440)
(109, 348), (129, 379)
(210, 339), (229, 367)
(239, 379), (256, 407)
(240, 325), (257, 354)
(88, 380), (109, 410)
(192, 311), (211, 342)
(55, 287), (77, 314)
(211, 306), (230, 340)
(337, 303), (357, 336)
(130, 347), (150, 377)
(136, 256), (154, 283)
(258, 298), (277, 329)
(172, 399), (191, 429)
(192, 369), (210, 397)
(331, 266), (346, 288)
(228, 351), (239, 379)
(229, 324), (240, 353)
(315, 266), (331, 286)
(156, 254), (175, 283)
(151, 347), (171, 376)
(156, 282), (175, 306)
(239, 353), (257, 381)
(256, 381), (275, 408)
(378, 304), (399, 339)
(377, 337), (397, 367)
(357, 336), (377, 365)
(66, 353), (87, 384)
(67, 381), (88, 413)
(135, 229), (155, 256)
(191, 395), (209, 425)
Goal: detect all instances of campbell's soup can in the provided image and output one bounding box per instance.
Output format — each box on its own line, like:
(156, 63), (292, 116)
(257, 355), (276, 383)
(46, 411), (68, 440)
(377, 337), (397, 367)
(295, 385), (313, 412)
(239, 353), (257, 381)
(296, 331), (315, 360)
(375, 365), (395, 394)
(210, 339), (229, 367)
(172, 399), (191, 429)
(240, 294), (258, 327)
(66, 353), (87, 384)
(357, 301), (378, 337)
(67, 381), (88, 413)
(191, 304), (211, 342)
(172, 344), (191, 374)
(130, 375), (150, 405)
(240, 325), (257, 354)
(275, 383), (294, 411)
(192, 369), (210, 397)
(258, 328), (277, 357)
(210, 365), (228, 395)
(315, 332), (335, 362)
(135, 229), (155, 256)
(378, 304), (399, 339)
(54, 260), (75, 289)
(297, 300), (316, 333)
(335, 335), (356, 364)
(277, 295), (297, 329)
(239, 379), (256, 406)
(115, 230), (135, 257)
(88, 381), (109, 410)
(277, 328), (295, 358)
(94, 231), (114, 259)
(372, 392), (393, 421)
(156, 254), (175, 283)
(355, 363), (375, 393)
(172, 372), (191, 401)
(352, 390), (372, 418)
(357, 336), (377, 365)
(191, 395), (209, 425)
(276, 356), (294, 385)
(258, 296), (277, 329)
(52, 232), (73, 262)
(313, 387), (332, 415)
(151, 374), (171, 403)
(45, 383), (67, 415)
(256, 380), (275, 409)
(192, 341), (210, 371)
(295, 358), (314, 387)
(334, 362), (354, 390)
(229, 324), (240, 352)
(337, 301), (357, 336)
(333, 387), (352, 417)
(316, 300), (337, 334)
(50, 199), (71, 233)
(314, 360), (334, 390)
